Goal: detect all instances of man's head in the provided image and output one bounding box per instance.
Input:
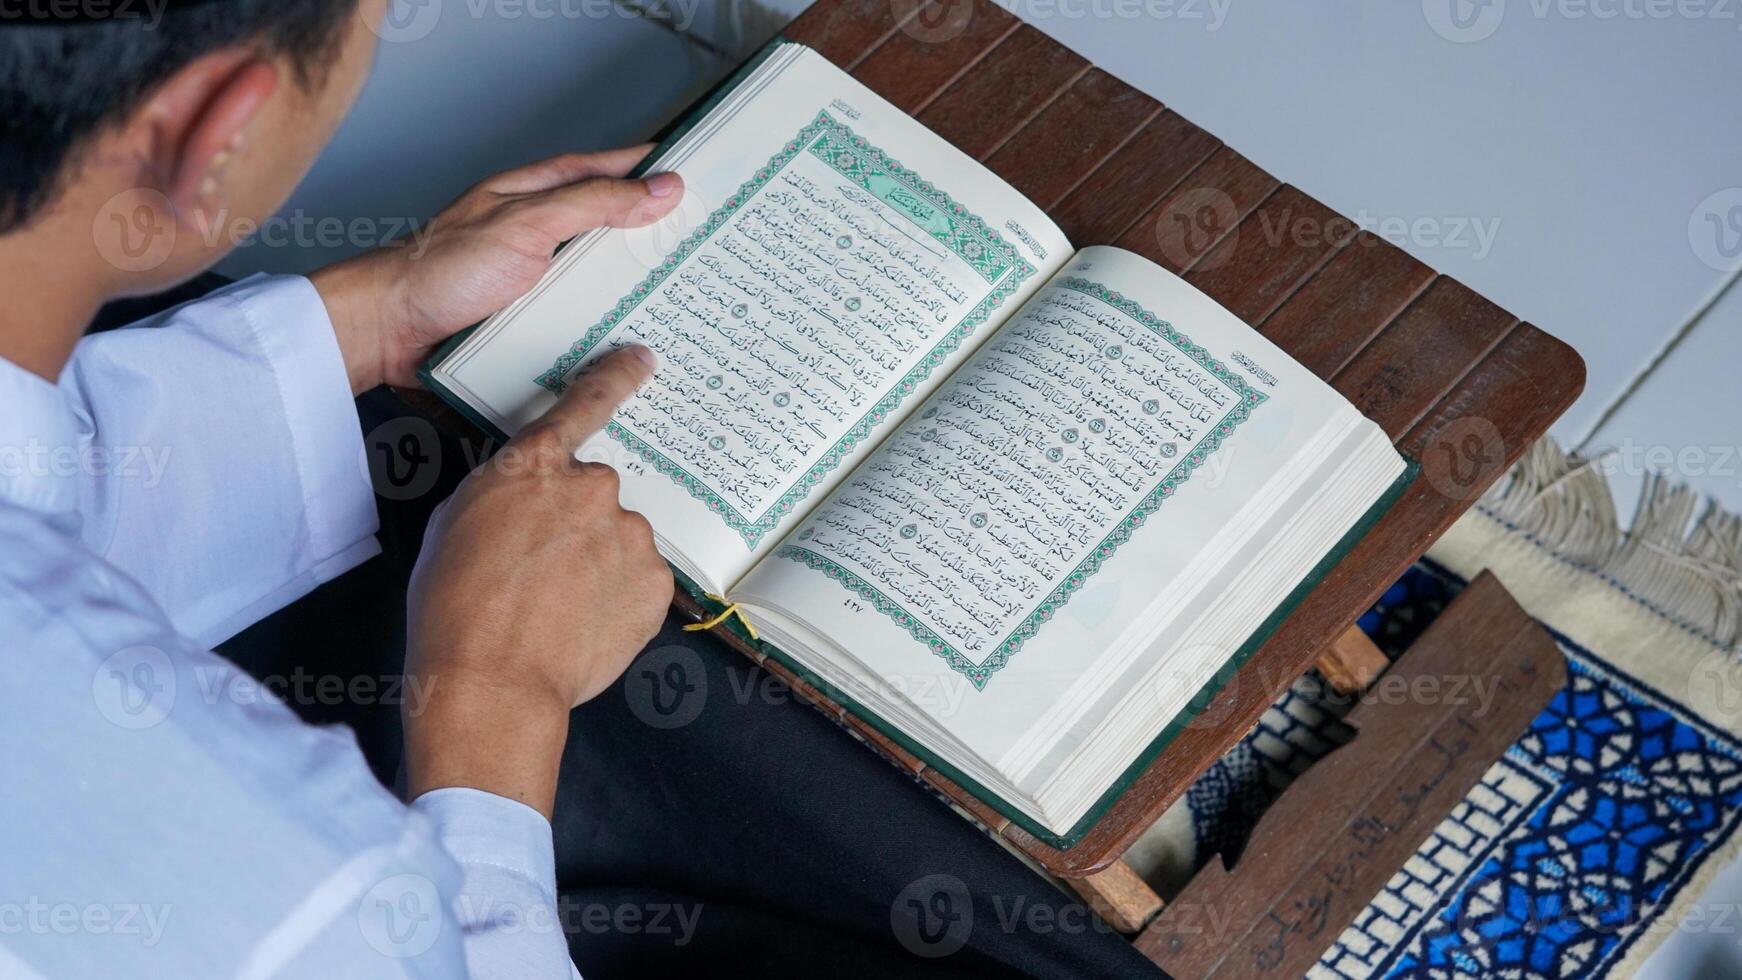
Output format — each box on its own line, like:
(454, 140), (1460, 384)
(0, 0), (385, 293)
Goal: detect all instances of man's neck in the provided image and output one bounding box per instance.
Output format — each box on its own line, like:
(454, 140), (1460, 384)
(0, 226), (115, 384)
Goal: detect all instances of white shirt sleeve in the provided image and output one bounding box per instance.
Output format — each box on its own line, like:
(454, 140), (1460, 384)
(411, 789), (582, 980)
(60, 274), (382, 648)
(0, 277), (587, 977)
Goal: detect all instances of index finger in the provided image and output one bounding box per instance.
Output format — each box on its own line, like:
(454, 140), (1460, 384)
(483, 144), (656, 195)
(527, 345), (657, 455)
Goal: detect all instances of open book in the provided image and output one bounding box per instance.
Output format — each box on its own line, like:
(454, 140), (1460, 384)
(425, 41), (1410, 845)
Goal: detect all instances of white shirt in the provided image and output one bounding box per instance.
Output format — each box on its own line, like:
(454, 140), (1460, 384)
(0, 275), (578, 978)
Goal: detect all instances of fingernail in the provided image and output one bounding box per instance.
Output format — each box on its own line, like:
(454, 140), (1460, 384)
(628, 345), (657, 370)
(645, 172), (681, 198)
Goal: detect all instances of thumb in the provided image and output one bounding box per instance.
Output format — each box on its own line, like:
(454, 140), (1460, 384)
(524, 345), (657, 456)
(523, 172), (684, 240)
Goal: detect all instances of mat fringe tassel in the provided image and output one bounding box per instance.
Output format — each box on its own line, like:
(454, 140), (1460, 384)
(1477, 437), (1742, 649)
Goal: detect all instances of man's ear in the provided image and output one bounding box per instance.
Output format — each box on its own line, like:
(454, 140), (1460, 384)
(138, 52), (280, 224)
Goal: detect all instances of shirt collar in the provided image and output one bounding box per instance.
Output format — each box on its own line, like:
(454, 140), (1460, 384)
(0, 352), (83, 515)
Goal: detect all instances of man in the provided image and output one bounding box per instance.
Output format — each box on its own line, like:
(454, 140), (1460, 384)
(2, 1), (678, 974)
(1, 2), (1168, 977)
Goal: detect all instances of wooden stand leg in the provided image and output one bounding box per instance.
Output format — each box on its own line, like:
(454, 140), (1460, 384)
(1065, 861), (1163, 934)
(1313, 625), (1388, 695)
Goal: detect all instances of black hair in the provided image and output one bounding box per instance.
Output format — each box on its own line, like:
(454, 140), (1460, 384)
(0, 0), (362, 233)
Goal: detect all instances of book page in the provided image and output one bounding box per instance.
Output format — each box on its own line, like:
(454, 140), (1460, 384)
(731, 246), (1361, 768)
(432, 46), (1069, 592)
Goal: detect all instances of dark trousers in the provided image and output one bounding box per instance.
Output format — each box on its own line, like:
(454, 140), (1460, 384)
(217, 389), (1167, 980)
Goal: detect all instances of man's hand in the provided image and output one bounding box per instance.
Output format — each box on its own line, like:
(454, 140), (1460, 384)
(311, 146), (683, 393)
(402, 346), (673, 818)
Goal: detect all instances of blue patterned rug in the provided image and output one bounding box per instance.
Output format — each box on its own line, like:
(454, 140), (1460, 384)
(1146, 561), (1742, 979)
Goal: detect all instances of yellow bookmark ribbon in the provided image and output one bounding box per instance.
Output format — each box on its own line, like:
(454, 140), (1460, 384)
(682, 593), (760, 641)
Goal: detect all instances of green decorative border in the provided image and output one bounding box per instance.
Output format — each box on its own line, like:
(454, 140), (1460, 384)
(777, 277), (1269, 690)
(532, 110), (1034, 548)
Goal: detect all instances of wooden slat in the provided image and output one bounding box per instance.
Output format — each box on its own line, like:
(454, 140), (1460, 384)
(983, 69), (1160, 210)
(850, 0), (1020, 113)
(1067, 861), (1164, 934)
(1403, 326), (1584, 503)
(917, 24), (1089, 159)
(1332, 278), (1517, 438)
(1051, 109), (1221, 245)
(1112, 146), (1279, 273)
(1138, 573), (1564, 975)
(1185, 185), (1356, 325)
(1314, 625), (1390, 695)
(783, 0), (905, 66)
(1258, 234), (1436, 377)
